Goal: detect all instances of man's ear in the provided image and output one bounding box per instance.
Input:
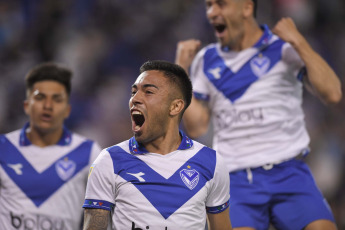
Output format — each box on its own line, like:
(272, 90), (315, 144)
(243, 0), (254, 18)
(170, 99), (185, 117)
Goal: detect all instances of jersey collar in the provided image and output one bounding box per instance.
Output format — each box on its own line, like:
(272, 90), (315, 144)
(129, 130), (194, 154)
(19, 122), (72, 146)
(253, 24), (273, 50)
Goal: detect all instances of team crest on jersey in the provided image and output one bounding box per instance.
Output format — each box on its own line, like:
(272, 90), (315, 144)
(55, 157), (76, 181)
(180, 166), (199, 190)
(250, 53), (270, 77)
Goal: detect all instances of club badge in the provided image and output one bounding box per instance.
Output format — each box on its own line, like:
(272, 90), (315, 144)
(180, 166), (199, 190)
(250, 53), (270, 77)
(55, 157), (76, 181)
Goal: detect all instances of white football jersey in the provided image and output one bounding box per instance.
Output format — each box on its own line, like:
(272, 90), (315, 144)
(84, 132), (230, 230)
(0, 123), (101, 230)
(191, 25), (310, 172)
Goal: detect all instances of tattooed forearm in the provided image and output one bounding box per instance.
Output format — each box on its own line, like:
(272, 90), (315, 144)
(83, 209), (109, 230)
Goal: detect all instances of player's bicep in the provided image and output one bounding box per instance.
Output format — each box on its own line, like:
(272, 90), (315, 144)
(207, 207), (232, 230)
(83, 208), (110, 230)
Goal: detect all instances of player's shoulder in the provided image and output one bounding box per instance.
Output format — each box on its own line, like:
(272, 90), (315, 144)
(196, 43), (218, 58)
(0, 129), (21, 145)
(104, 139), (130, 154)
(191, 139), (216, 156)
(269, 34), (302, 64)
(192, 139), (212, 149)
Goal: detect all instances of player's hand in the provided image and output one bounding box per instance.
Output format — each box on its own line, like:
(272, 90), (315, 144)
(272, 17), (304, 48)
(175, 39), (201, 73)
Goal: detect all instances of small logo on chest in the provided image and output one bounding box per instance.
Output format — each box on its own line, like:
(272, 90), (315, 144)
(208, 67), (222, 79)
(7, 163), (23, 175)
(127, 172), (146, 182)
(55, 157), (76, 181)
(180, 165), (199, 190)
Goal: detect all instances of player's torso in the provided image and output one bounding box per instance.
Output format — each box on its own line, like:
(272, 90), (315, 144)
(195, 39), (309, 171)
(0, 130), (94, 230)
(109, 141), (216, 230)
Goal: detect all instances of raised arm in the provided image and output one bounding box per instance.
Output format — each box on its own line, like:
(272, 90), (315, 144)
(83, 208), (110, 230)
(272, 17), (342, 105)
(175, 39), (211, 138)
(207, 208), (232, 230)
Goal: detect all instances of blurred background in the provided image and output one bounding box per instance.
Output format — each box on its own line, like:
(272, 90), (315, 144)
(0, 0), (344, 228)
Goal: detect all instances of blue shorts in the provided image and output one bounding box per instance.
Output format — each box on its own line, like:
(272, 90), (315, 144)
(229, 159), (335, 230)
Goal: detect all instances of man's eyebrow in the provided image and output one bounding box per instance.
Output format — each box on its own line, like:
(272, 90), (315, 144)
(131, 84), (159, 89)
(143, 84), (159, 89)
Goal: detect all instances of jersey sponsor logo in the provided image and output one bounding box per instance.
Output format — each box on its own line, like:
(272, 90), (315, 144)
(250, 53), (270, 77)
(55, 157), (76, 181)
(180, 166), (199, 190)
(215, 108), (264, 129)
(127, 172), (146, 182)
(10, 212), (66, 230)
(7, 163), (23, 175)
(131, 221), (167, 230)
(208, 67), (222, 79)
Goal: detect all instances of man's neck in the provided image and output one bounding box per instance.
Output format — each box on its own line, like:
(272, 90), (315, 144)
(234, 20), (263, 51)
(26, 127), (63, 147)
(143, 129), (182, 155)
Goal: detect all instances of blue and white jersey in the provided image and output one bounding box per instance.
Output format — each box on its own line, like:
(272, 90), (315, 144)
(191, 25), (310, 172)
(83, 132), (230, 230)
(0, 123), (101, 230)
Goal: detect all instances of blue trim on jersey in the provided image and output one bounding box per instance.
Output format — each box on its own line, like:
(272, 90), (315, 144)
(83, 199), (114, 211)
(128, 130), (193, 154)
(19, 122), (72, 146)
(297, 67), (307, 82)
(206, 200), (229, 214)
(202, 26), (284, 103)
(0, 135), (93, 207)
(253, 25), (273, 49)
(107, 145), (216, 219)
(193, 92), (210, 101)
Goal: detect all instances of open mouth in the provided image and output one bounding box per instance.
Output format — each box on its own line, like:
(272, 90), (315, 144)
(131, 110), (145, 131)
(41, 113), (52, 121)
(214, 24), (226, 33)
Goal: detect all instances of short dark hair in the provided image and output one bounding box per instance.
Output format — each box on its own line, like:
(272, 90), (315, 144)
(252, 0), (257, 18)
(139, 60), (193, 115)
(25, 62), (72, 96)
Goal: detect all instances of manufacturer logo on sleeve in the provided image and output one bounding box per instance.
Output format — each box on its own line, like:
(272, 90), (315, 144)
(180, 166), (199, 190)
(55, 157), (76, 181)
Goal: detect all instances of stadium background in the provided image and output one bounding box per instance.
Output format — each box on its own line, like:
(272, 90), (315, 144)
(0, 0), (344, 228)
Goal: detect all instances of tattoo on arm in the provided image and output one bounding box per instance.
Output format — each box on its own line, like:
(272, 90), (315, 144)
(83, 208), (109, 230)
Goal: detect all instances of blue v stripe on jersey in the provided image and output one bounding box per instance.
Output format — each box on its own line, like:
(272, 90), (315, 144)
(107, 145), (217, 219)
(0, 136), (93, 207)
(203, 35), (284, 103)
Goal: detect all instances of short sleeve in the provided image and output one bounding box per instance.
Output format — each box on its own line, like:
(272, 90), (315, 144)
(89, 141), (102, 164)
(281, 42), (306, 81)
(190, 47), (211, 101)
(206, 153), (230, 214)
(83, 149), (115, 211)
